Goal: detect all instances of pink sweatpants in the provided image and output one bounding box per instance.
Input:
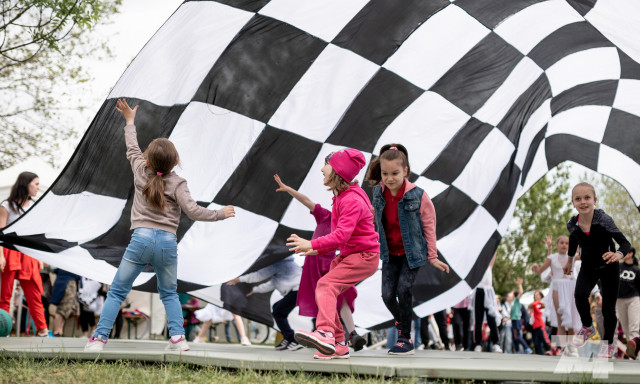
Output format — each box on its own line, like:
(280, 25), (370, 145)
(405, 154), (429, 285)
(315, 251), (379, 342)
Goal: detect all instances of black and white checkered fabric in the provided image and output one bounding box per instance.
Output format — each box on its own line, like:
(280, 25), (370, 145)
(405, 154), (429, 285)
(2, 0), (640, 329)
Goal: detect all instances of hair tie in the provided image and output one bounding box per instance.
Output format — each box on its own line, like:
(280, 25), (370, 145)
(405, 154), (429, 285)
(156, 172), (163, 176)
(389, 146), (398, 150)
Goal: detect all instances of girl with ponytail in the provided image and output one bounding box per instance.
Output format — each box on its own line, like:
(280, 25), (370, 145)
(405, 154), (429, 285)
(86, 99), (235, 352)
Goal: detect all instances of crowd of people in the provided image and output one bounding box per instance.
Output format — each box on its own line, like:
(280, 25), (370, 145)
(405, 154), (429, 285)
(1, 98), (639, 362)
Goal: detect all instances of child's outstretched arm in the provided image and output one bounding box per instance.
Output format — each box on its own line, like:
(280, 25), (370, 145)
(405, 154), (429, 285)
(420, 191), (449, 273)
(532, 237), (553, 274)
(515, 277), (524, 299)
(115, 98), (138, 125)
(274, 174), (315, 211)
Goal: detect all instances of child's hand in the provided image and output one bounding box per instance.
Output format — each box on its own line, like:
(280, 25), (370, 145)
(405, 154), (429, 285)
(222, 205), (235, 219)
(302, 249), (319, 256)
(603, 251), (621, 264)
(562, 258), (573, 275)
(286, 234), (312, 254)
(516, 277), (523, 285)
(430, 259), (450, 273)
(274, 174), (290, 192)
(226, 277), (240, 285)
(531, 264), (539, 274)
(115, 98), (139, 125)
(543, 236), (553, 249)
(246, 290), (254, 297)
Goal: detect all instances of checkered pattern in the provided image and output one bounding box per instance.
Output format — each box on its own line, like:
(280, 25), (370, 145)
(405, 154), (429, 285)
(1, 0), (639, 329)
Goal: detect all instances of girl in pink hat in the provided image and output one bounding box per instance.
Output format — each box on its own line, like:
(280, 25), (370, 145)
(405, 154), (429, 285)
(287, 148), (379, 360)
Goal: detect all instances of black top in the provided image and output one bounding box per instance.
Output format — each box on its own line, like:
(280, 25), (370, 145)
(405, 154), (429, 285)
(567, 209), (631, 269)
(619, 263), (640, 298)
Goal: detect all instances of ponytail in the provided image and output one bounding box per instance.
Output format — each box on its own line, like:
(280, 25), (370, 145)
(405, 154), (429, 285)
(365, 143), (410, 186)
(142, 138), (179, 210)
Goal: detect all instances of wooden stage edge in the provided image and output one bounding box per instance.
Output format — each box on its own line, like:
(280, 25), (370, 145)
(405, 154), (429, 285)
(2, 337), (640, 383)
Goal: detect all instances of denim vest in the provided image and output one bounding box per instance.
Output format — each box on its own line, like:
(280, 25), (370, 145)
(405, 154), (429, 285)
(372, 184), (428, 269)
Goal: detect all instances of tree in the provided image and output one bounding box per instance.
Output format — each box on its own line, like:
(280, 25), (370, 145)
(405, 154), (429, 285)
(0, 0), (121, 170)
(493, 163), (574, 295)
(586, 173), (640, 249)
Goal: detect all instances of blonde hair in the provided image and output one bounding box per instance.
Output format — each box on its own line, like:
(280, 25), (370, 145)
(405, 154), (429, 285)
(326, 169), (357, 194)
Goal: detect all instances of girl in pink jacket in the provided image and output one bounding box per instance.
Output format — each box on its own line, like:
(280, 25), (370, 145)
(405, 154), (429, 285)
(287, 148), (379, 360)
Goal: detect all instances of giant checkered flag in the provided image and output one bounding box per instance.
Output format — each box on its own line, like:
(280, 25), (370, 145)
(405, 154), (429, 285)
(2, 0), (639, 329)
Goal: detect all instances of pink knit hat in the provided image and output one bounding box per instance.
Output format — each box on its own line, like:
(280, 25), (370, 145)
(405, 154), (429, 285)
(328, 148), (366, 183)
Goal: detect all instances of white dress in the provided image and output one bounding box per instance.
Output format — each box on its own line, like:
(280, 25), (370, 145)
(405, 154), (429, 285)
(194, 303), (234, 323)
(547, 253), (581, 332)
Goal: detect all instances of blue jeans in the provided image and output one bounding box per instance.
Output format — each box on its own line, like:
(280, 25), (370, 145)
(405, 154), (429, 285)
(94, 228), (183, 340)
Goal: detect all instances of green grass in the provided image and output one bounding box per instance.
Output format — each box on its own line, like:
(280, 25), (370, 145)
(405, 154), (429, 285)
(0, 354), (435, 384)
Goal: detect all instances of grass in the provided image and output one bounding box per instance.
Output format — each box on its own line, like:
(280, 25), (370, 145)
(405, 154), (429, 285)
(0, 354), (436, 384)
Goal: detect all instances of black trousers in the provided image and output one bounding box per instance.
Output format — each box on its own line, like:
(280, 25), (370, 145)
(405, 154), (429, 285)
(474, 288), (499, 347)
(575, 262), (619, 343)
(421, 310), (449, 349)
(453, 307), (471, 350)
(273, 290), (298, 342)
(381, 255), (418, 339)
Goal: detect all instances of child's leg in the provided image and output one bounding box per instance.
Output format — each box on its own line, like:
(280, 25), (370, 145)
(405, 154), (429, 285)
(315, 252), (378, 342)
(599, 263), (621, 344)
(150, 231), (183, 338)
(197, 320), (212, 339)
(395, 258), (418, 339)
(473, 289), (485, 348)
(339, 300), (355, 334)
(574, 266), (599, 328)
(272, 290), (298, 342)
(381, 257), (402, 324)
(94, 257), (146, 339)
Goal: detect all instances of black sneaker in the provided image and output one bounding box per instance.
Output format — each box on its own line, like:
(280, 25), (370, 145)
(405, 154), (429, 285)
(275, 339), (289, 350)
(388, 337), (415, 355)
(284, 340), (304, 351)
(349, 331), (366, 352)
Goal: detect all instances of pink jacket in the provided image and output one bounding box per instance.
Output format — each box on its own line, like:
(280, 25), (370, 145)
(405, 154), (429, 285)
(310, 184), (379, 256)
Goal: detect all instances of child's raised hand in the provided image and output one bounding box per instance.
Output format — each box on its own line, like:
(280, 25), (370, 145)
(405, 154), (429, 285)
(543, 236), (553, 249)
(115, 98), (139, 125)
(286, 234), (312, 254)
(531, 264), (539, 274)
(222, 205), (235, 219)
(274, 174), (289, 192)
(516, 277), (523, 285)
(603, 251), (621, 264)
(430, 259), (450, 273)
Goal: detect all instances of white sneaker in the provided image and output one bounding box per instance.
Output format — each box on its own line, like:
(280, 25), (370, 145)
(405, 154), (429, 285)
(491, 344), (503, 353)
(84, 335), (107, 352)
(193, 336), (205, 344)
(166, 335), (190, 351)
(474, 345), (482, 352)
(240, 336), (252, 346)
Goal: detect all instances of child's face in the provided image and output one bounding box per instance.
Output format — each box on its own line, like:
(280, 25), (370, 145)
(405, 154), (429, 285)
(534, 292), (542, 301)
(380, 158), (408, 193)
(506, 292), (514, 302)
(572, 186), (596, 215)
(556, 236), (569, 254)
(321, 162), (333, 187)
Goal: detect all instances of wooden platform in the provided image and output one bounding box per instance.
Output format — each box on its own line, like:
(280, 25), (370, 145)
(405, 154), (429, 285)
(2, 337), (640, 383)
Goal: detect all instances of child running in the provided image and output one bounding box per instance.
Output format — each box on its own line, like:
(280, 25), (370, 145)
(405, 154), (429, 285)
(563, 182), (630, 358)
(365, 144), (449, 355)
(85, 99), (234, 352)
(273, 174), (366, 351)
(287, 148), (379, 360)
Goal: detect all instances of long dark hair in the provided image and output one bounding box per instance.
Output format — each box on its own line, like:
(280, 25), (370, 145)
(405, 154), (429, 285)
(365, 143), (410, 186)
(628, 247), (637, 266)
(6, 171), (38, 214)
(142, 138), (179, 210)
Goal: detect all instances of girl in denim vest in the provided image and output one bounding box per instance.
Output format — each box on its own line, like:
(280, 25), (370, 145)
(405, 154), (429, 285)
(287, 148), (379, 360)
(85, 99), (235, 352)
(366, 144), (449, 355)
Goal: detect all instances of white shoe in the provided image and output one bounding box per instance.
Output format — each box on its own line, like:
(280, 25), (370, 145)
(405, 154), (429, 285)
(474, 345), (482, 352)
(193, 336), (205, 344)
(491, 344), (503, 353)
(84, 335), (107, 352)
(240, 336), (252, 346)
(166, 335), (190, 351)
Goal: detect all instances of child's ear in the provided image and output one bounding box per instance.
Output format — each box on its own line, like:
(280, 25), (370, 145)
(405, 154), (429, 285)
(146, 159), (150, 167)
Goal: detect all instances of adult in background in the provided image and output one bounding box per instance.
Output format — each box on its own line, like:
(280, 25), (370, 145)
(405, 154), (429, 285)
(617, 247), (640, 342)
(50, 268), (80, 336)
(0, 172), (50, 336)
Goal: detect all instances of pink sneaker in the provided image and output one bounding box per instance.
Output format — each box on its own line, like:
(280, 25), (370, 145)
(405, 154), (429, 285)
(572, 325), (596, 347)
(294, 330), (335, 355)
(84, 335), (107, 352)
(596, 343), (616, 359)
(314, 342), (350, 360)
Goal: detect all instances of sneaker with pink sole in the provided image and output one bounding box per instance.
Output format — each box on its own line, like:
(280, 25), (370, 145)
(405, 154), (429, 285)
(166, 335), (190, 351)
(596, 343), (616, 359)
(572, 325), (596, 347)
(294, 330), (335, 355)
(314, 342), (349, 360)
(84, 335), (107, 352)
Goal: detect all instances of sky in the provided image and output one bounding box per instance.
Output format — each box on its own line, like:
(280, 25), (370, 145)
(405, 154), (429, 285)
(58, 0), (184, 166)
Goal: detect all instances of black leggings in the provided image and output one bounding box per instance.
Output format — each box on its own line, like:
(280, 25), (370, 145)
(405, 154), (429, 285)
(381, 255), (418, 339)
(575, 262), (620, 344)
(453, 307), (471, 350)
(474, 288), (499, 347)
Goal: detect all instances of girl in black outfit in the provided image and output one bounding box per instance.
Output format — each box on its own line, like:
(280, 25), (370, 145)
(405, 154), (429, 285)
(617, 247), (640, 342)
(563, 182), (630, 358)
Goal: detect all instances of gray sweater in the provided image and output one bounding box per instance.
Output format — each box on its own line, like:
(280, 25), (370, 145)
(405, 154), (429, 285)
(125, 125), (224, 234)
